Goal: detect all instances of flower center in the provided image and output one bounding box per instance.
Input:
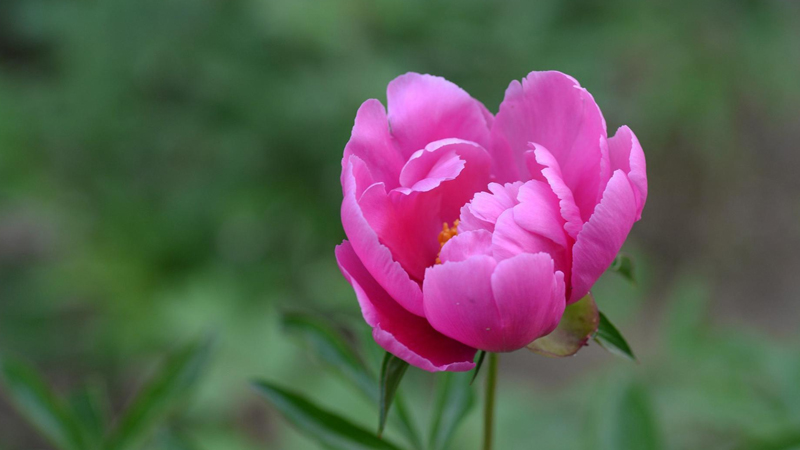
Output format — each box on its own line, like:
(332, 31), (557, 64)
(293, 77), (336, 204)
(435, 220), (459, 264)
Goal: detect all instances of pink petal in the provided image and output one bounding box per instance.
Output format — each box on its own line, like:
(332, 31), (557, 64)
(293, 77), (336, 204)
(525, 145), (583, 239)
(342, 99), (405, 190)
(341, 156), (425, 316)
(387, 73), (492, 159)
(371, 140), (491, 280)
(491, 71), (607, 221)
(569, 170), (638, 303)
(608, 126), (648, 220)
(336, 241), (477, 372)
(491, 209), (568, 274)
(513, 180), (569, 248)
(423, 255), (503, 351)
(458, 182), (523, 233)
(423, 253), (566, 353)
(490, 253), (566, 351)
(439, 230), (493, 263)
(397, 139), (490, 199)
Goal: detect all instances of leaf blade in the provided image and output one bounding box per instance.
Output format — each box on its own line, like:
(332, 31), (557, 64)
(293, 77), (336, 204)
(428, 372), (475, 450)
(104, 337), (213, 450)
(283, 313), (375, 398)
(0, 356), (86, 450)
(283, 313), (422, 449)
(596, 382), (660, 450)
(253, 380), (403, 450)
(594, 312), (636, 361)
(68, 380), (111, 447)
(378, 353), (409, 438)
(610, 253), (636, 284)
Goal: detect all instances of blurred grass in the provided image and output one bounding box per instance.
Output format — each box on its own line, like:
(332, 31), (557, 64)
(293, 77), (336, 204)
(1, 0), (800, 448)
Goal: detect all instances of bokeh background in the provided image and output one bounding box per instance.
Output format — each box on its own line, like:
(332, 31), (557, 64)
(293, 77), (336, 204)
(2, 0), (800, 448)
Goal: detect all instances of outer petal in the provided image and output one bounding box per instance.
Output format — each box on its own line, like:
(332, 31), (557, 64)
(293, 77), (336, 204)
(342, 99), (405, 190)
(387, 73), (492, 158)
(569, 170), (638, 303)
(341, 156), (424, 316)
(423, 256), (503, 352)
(525, 145), (583, 239)
(423, 253), (565, 353)
(336, 242), (477, 372)
(608, 126), (647, 220)
(491, 253), (566, 351)
(492, 71), (607, 222)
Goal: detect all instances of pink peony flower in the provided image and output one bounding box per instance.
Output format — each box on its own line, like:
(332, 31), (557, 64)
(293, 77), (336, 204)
(336, 71), (647, 371)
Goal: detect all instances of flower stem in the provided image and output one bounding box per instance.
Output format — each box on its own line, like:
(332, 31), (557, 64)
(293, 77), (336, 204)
(482, 352), (499, 450)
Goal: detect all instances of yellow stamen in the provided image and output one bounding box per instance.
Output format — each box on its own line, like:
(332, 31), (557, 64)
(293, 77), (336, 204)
(435, 220), (459, 264)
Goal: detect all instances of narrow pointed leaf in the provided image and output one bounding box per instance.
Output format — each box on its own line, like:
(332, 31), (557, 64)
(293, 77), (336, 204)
(428, 372), (475, 450)
(470, 351), (487, 385)
(0, 356), (86, 450)
(154, 429), (201, 450)
(253, 381), (403, 450)
(594, 312), (636, 361)
(596, 383), (660, 450)
(528, 294), (599, 357)
(105, 337), (213, 450)
(735, 430), (800, 450)
(283, 313), (375, 397)
(610, 253), (635, 284)
(283, 313), (422, 449)
(378, 353), (409, 438)
(68, 380), (111, 446)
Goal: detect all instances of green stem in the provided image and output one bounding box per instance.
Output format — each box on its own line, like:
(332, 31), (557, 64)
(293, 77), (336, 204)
(482, 353), (499, 450)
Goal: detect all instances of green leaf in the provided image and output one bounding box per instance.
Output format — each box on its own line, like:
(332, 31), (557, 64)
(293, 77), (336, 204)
(104, 337), (213, 450)
(378, 353), (409, 438)
(68, 380), (111, 447)
(252, 381), (403, 450)
(610, 253), (635, 284)
(283, 313), (375, 398)
(735, 429), (800, 450)
(0, 356), (86, 450)
(596, 383), (660, 450)
(528, 294), (599, 357)
(283, 313), (422, 449)
(594, 312), (637, 361)
(470, 351), (487, 385)
(153, 428), (201, 450)
(428, 372), (475, 450)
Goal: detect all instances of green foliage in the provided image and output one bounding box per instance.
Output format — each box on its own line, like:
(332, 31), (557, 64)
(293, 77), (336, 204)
(0, 356), (87, 450)
(283, 313), (375, 399)
(377, 353), (409, 439)
(609, 254), (635, 285)
(1, 0), (800, 449)
(253, 381), (403, 450)
(0, 339), (211, 450)
(283, 312), (422, 449)
(68, 381), (111, 447)
(470, 351), (487, 385)
(594, 312), (637, 361)
(105, 338), (213, 450)
(427, 372), (475, 450)
(594, 382), (661, 450)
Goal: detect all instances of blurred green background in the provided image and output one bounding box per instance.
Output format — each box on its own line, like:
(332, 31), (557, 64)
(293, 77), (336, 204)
(2, 0), (800, 448)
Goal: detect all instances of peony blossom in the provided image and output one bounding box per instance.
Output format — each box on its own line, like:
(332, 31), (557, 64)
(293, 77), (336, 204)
(336, 71), (647, 372)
